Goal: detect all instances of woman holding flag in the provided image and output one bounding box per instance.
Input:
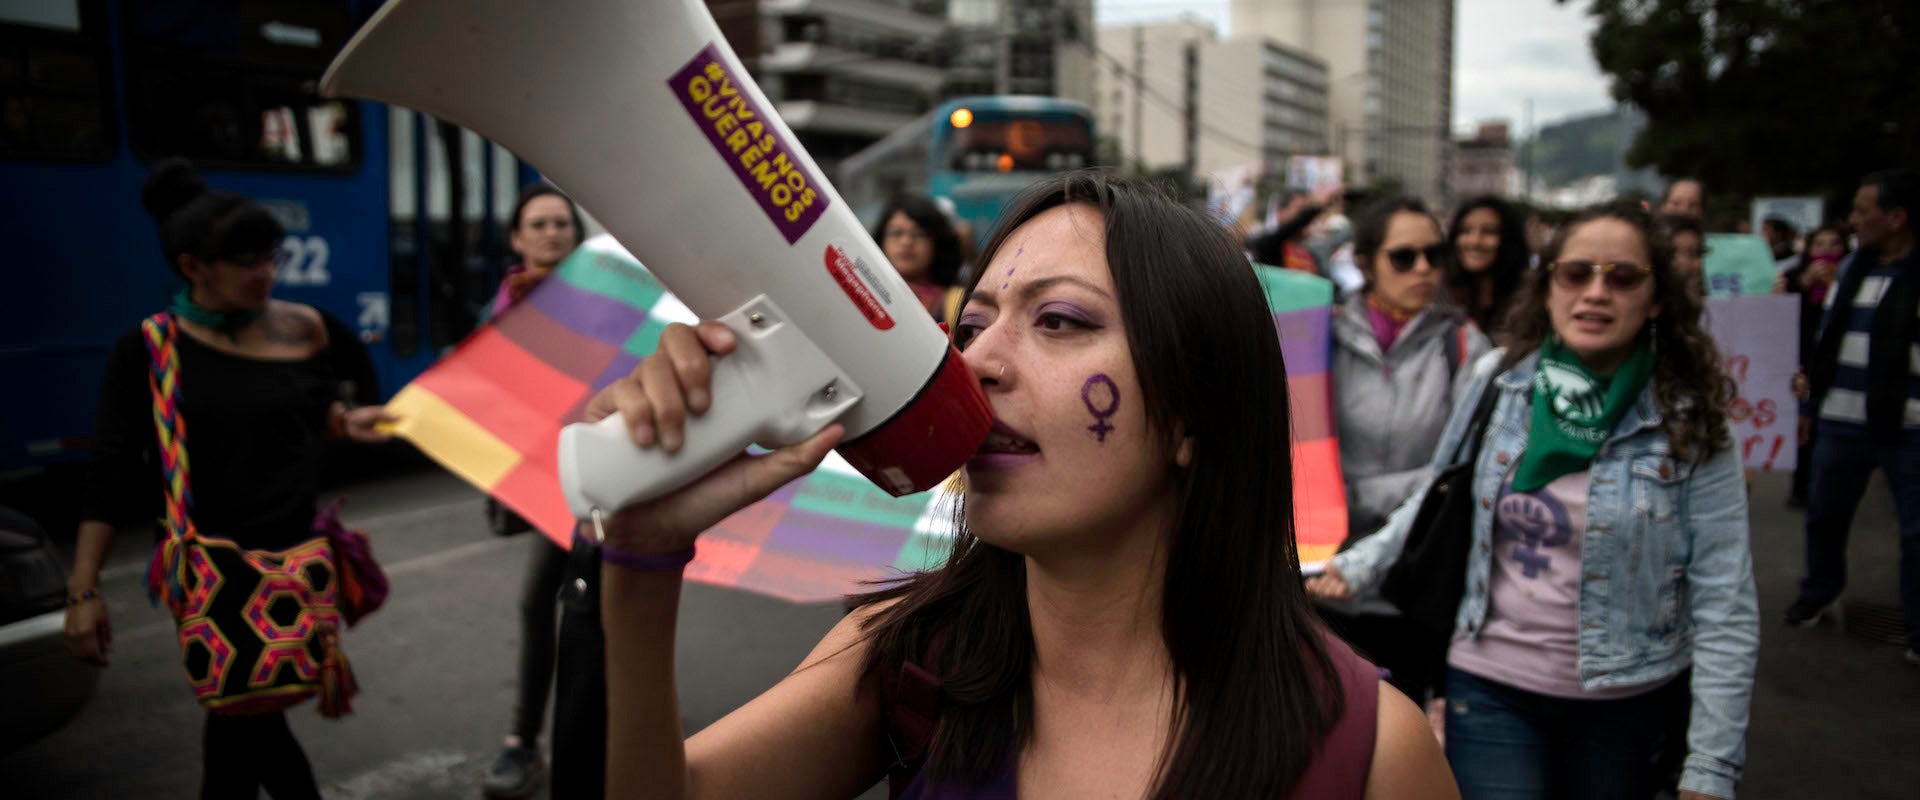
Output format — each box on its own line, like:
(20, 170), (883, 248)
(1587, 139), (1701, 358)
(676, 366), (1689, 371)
(1309, 201), (1759, 800)
(576, 171), (1456, 798)
(64, 158), (393, 799)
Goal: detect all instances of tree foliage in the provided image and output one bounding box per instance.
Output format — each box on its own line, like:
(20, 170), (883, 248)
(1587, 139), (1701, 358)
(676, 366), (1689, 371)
(1565, 0), (1919, 208)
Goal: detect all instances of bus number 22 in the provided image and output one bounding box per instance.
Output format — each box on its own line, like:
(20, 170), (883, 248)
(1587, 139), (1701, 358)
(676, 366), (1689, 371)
(277, 235), (332, 287)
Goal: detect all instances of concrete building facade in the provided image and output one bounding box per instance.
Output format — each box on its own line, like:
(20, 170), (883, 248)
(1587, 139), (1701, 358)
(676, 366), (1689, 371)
(1232, 0), (1454, 204)
(1094, 21), (1329, 179)
(946, 0), (1095, 105)
(715, 0), (952, 170)
(1452, 121), (1513, 199)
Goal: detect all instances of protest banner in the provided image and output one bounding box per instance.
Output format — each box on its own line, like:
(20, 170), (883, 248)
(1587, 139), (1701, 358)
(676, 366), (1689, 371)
(1702, 294), (1800, 470)
(1751, 196), (1824, 239)
(1703, 233), (1778, 297)
(1286, 155), (1342, 192)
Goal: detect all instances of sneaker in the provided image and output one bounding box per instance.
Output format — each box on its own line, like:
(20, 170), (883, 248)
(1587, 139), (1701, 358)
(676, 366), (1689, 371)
(1783, 596), (1839, 627)
(483, 744), (546, 799)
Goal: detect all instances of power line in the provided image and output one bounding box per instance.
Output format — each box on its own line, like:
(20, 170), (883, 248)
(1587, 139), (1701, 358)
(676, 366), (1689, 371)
(1082, 38), (1268, 157)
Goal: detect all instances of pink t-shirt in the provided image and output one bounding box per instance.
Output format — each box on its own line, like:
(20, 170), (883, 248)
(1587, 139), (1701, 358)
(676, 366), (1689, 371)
(1448, 471), (1654, 699)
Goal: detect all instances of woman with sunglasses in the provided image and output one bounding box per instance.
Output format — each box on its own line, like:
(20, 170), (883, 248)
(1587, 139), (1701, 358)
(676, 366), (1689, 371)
(1309, 201), (1758, 800)
(1320, 197), (1490, 705)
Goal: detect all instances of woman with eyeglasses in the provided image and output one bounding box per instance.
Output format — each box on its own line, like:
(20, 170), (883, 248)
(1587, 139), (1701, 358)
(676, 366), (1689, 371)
(1309, 201), (1758, 800)
(872, 193), (966, 324)
(1319, 197), (1490, 706)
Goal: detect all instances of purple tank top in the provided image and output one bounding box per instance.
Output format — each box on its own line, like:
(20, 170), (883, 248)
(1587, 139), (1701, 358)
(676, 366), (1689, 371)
(884, 634), (1378, 799)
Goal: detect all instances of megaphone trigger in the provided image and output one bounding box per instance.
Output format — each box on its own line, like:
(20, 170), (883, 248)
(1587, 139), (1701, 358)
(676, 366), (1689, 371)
(558, 295), (863, 517)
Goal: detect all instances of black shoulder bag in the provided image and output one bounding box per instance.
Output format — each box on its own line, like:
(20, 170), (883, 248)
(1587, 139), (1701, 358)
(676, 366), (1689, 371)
(1379, 368), (1507, 640)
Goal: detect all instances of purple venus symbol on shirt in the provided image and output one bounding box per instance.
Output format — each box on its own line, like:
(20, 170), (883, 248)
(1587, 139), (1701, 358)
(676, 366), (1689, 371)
(1495, 491), (1573, 578)
(1081, 373), (1120, 443)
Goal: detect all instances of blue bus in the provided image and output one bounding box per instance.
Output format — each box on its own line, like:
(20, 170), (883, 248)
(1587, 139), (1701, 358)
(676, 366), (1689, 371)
(837, 95), (1094, 247)
(0, 0), (534, 488)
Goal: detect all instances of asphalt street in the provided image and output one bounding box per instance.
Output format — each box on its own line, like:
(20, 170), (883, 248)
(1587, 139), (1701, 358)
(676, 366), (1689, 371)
(5, 465), (1914, 798)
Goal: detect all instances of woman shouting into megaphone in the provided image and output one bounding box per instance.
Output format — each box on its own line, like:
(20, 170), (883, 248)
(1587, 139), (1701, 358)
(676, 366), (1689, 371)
(582, 172), (1457, 799)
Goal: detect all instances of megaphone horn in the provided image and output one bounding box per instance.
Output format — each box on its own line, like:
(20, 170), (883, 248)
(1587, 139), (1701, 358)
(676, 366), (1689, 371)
(323, 0), (991, 516)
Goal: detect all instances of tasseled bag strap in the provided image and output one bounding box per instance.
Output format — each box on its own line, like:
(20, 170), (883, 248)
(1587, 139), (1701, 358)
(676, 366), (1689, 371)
(140, 313), (197, 612)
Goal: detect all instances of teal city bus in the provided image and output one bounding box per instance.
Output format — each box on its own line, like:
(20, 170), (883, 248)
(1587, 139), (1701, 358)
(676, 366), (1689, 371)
(837, 95), (1095, 248)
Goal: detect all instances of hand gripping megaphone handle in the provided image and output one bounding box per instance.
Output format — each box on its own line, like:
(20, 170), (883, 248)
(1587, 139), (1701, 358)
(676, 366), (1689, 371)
(557, 295), (864, 519)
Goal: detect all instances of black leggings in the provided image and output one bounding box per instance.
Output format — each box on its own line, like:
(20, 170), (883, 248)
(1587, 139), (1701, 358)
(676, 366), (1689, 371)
(201, 711), (321, 800)
(512, 533), (570, 744)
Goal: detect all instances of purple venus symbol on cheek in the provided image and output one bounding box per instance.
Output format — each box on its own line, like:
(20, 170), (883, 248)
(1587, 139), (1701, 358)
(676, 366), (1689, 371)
(1081, 374), (1120, 443)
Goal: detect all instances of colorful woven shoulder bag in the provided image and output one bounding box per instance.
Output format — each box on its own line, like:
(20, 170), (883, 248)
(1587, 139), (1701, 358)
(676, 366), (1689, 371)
(140, 312), (357, 717)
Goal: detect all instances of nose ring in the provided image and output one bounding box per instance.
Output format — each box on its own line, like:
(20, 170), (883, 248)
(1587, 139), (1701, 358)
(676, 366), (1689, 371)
(998, 364), (1007, 379)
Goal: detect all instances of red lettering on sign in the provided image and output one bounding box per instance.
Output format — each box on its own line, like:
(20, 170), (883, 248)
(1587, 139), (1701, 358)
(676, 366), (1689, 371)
(1724, 354), (1750, 383)
(824, 245), (895, 331)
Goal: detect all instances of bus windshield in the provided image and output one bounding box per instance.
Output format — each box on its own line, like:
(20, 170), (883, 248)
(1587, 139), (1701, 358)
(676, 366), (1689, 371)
(941, 114), (1092, 173)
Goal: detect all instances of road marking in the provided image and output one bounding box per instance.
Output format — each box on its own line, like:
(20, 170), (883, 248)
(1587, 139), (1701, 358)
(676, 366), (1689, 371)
(323, 749), (481, 800)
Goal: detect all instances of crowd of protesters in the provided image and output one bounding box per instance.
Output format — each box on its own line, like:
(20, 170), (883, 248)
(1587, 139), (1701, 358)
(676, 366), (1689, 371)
(59, 152), (1919, 800)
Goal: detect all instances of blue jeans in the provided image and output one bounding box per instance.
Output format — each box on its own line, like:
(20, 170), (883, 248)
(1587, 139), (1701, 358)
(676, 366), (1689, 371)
(1443, 668), (1687, 800)
(1799, 424), (1920, 650)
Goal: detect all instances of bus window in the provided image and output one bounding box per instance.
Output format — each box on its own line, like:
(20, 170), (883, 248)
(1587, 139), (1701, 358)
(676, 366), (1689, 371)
(0, 0), (114, 161)
(122, 0), (361, 171)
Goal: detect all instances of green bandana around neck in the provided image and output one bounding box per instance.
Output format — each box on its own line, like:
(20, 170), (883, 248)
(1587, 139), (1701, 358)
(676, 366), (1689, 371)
(170, 287), (261, 340)
(1512, 338), (1655, 493)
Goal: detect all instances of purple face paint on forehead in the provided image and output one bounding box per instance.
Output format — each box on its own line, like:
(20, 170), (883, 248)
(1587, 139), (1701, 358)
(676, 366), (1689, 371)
(1002, 243), (1024, 290)
(1082, 373), (1119, 443)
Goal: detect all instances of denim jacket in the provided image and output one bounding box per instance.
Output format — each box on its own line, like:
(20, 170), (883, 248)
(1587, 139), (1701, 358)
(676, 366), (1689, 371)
(1331, 349), (1761, 799)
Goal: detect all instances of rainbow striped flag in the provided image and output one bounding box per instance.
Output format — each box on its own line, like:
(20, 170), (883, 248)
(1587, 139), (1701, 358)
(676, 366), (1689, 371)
(386, 238), (1346, 602)
(1252, 264), (1349, 569)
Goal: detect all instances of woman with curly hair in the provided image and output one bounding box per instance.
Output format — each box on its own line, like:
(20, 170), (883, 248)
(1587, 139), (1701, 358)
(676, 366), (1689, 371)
(1445, 196), (1530, 339)
(1310, 201), (1759, 800)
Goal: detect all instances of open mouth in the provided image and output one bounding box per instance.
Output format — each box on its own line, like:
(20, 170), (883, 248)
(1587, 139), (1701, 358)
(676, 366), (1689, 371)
(977, 420), (1039, 456)
(1572, 310), (1614, 325)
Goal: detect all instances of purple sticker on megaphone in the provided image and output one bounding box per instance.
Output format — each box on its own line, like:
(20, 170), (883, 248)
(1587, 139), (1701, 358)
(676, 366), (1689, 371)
(669, 44), (829, 245)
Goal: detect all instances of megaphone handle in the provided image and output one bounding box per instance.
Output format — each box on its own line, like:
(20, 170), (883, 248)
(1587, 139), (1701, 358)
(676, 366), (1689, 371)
(558, 295), (863, 519)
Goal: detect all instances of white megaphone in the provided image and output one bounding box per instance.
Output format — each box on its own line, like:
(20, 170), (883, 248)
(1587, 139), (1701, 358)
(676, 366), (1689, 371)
(322, 0), (992, 517)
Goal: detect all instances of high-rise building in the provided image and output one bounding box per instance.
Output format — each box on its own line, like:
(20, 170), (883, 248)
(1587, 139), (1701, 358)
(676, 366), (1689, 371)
(709, 0), (952, 170)
(1233, 0), (1454, 204)
(1093, 21), (1329, 179)
(1194, 37), (1330, 178)
(946, 0), (1095, 105)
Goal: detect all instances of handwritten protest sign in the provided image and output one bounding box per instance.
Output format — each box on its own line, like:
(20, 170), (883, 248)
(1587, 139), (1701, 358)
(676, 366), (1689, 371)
(1703, 295), (1801, 470)
(1703, 234), (1778, 297)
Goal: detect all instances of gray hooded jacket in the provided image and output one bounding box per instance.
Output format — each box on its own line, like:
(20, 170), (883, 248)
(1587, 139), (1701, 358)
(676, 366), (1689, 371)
(1333, 295), (1491, 540)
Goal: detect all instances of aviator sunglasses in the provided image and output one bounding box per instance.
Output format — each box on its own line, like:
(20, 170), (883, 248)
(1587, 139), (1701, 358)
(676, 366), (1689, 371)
(1547, 260), (1653, 292)
(1384, 244), (1449, 272)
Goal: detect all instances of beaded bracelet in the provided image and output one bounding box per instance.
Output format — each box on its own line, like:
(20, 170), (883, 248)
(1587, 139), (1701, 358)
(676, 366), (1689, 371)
(589, 508), (695, 572)
(67, 589), (99, 606)
(600, 544), (696, 572)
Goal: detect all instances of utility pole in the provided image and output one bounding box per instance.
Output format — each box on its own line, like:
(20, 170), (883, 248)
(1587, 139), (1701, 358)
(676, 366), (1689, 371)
(1132, 26), (1143, 173)
(1522, 98), (1533, 205)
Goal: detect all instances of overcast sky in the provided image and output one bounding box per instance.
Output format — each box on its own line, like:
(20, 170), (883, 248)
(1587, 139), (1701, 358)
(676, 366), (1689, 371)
(1094, 0), (1615, 132)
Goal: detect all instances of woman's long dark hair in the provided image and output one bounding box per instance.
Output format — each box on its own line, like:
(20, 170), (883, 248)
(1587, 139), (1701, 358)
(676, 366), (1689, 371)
(870, 193), (964, 288)
(852, 170), (1340, 796)
(1445, 196), (1530, 332)
(1501, 200), (1733, 462)
(141, 157), (283, 277)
